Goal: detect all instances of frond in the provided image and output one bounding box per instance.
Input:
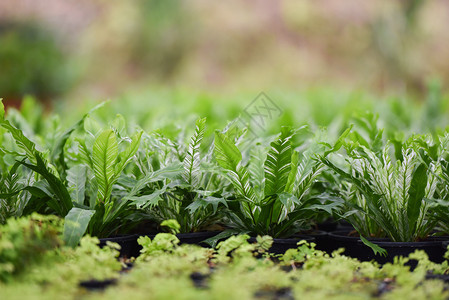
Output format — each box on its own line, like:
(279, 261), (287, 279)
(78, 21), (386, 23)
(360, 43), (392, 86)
(92, 129), (118, 203)
(264, 128), (293, 196)
(182, 118), (206, 187)
(293, 155), (324, 201)
(214, 131), (242, 171)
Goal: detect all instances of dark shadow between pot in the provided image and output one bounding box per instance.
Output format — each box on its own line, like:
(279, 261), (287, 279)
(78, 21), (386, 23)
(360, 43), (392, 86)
(327, 230), (365, 258)
(316, 219), (338, 232)
(99, 234), (142, 258)
(79, 278), (117, 291)
(177, 231), (221, 247)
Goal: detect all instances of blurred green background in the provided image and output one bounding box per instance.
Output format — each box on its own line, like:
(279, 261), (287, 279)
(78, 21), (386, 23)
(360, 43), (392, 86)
(0, 0), (448, 121)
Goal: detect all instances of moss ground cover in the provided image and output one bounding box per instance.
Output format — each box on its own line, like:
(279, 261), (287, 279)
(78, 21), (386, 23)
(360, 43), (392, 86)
(2, 220), (449, 300)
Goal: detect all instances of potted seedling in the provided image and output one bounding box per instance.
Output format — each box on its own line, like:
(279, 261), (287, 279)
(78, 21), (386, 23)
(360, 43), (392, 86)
(122, 118), (226, 246)
(0, 100), (76, 222)
(0, 100), (139, 255)
(417, 132), (449, 245)
(61, 113), (145, 257)
(321, 129), (444, 263)
(211, 125), (340, 253)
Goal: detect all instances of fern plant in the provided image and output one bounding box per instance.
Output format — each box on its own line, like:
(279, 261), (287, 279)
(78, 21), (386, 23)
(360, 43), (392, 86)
(0, 103), (145, 246)
(213, 126), (335, 238)
(63, 114), (144, 246)
(127, 118), (227, 233)
(416, 132), (449, 234)
(0, 162), (28, 224)
(0, 100), (74, 219)
(321, 134), (438, 243)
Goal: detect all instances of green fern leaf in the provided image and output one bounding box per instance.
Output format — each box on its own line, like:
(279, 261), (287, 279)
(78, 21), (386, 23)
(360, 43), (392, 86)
(407, 163), (428, 234)
(0, 119), (37, 162)
(92, 129), (118, 203)
(214, 131), (242, 171)
(114, 131), (143, 177)
(249, 144), (268, 197)
(63, 207), (94, 247)
(214, 131), (254, 198)
(0, 102), (72, 216)
(294, 158), (324, 201)
(67, 165), (87, 205)
(284, 151), (299, 194)
(50, 102), (105, 180)
(19, 154), (72, 215)
(264, 128), (293, 196)
(360, 236), (387, 257)
(183, 118), (206, 186)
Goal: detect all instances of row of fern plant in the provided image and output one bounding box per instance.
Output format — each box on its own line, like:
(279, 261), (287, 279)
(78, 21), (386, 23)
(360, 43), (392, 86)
(2, 99), (449, 253)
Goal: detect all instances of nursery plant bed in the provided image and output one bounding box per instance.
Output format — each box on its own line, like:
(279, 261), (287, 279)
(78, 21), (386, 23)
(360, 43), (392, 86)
(99, 234), (142, 258)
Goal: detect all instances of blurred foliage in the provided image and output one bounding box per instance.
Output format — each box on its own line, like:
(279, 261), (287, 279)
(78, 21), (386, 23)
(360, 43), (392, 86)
(132, 0), (195, 79)
(0, 22), (70, 101)
(0, 0), (448, 102)
(48, 83), (447, 143)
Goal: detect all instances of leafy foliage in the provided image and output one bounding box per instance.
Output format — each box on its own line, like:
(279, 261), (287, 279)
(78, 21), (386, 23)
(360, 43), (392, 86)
(93, 129), (119, 204)
(264, 127), (293, 196)
(321, 124), (438, 242)
(0, 100), (72, 217)
(128, 118), (227, 233)
(64, 123), (143, 243)
(418, 133), (449, 234)
(182, 117), (206, 187)
(214, 126), (337, 238)
(2, 92), (449, 257)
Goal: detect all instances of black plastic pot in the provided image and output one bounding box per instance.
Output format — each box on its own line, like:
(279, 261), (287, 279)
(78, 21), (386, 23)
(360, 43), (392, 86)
(327, 230), (365, 258)
(316, 219), (338, 232)
(176, 231), (221, 247)
(359, 239), (446, 265)
(99, 234), (142, 258)
(442, 240), (449, 251)
(328, 230), (447, 266)
(248, 235), (315, 255)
